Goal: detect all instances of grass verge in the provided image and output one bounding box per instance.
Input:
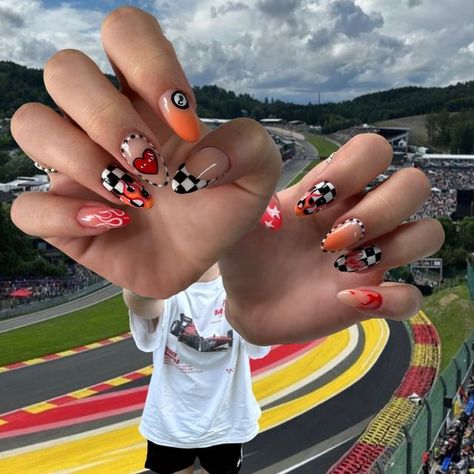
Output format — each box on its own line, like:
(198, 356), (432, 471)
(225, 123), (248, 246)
(306, 134), (339, 158)
(0, 294), (129, 366)
(423, 283), (474, 371)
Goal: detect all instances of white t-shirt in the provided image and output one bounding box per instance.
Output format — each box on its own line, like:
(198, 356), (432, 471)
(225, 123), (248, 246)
(129, 276), (270, 448)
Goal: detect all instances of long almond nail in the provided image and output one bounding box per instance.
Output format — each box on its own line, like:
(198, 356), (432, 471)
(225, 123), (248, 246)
(321, 218), (365, 252)
(172, 147), (230, 194)
(159, 89), (200, 142)
(120, 132), (169, 187)
(334, 245), (382, 272)
(77, 207), (131, 229)
(337, 288), (383, 310)
(260, 193), (282, 231)
(101, 166), (153, 209)
(295, 181), (336, 216)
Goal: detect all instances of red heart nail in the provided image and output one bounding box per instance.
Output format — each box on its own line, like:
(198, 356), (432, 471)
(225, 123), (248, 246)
(133, 148), (158, 174)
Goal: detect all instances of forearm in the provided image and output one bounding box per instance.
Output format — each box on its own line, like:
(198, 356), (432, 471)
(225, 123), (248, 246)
(122, 289), (164, 327)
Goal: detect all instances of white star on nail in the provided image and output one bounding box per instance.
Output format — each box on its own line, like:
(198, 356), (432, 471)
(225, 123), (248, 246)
(267, 205), (280, 219)
(264, 220), (275, 229)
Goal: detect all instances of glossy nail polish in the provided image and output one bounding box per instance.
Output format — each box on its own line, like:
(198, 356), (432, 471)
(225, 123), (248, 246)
(334, 245), (382, 272)
(121, 132), (169, 187)
(101, 166), (153, 209)
(172, 147), (230, 194)
(337, 289), (383, 310)
(260, 193), (282, 231)
(295, 181), (336, 216)
(77, 207), (131, 229)
(159, 89), (200, 142)
(321, 218), (365, 252)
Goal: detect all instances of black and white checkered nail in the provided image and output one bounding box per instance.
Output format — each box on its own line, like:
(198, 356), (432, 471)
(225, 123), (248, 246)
(295, 181), (336, 216)
(171, 163), (217, 194)
(334, 245), (382, 272)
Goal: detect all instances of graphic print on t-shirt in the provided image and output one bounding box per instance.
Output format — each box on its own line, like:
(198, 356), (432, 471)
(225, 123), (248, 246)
(170, 313), (233, 352)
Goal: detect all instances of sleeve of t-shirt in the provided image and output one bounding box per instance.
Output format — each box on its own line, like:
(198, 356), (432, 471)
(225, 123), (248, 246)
(129, 302), (167, 353)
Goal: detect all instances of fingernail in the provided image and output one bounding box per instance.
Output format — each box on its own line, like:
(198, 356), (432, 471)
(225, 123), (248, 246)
(77, 207), (132, 229)
(101, 166), (153, 209)
(295, 181), (336, 216)
(260, 193), (282, 231)
(334, 245), (382, 272)
(159, 89), (200, 143)
(120, 132), (169, 187)
(337, 289), (383, 310)
(172, 147), (230, 194)
(321, 218), (365, 252)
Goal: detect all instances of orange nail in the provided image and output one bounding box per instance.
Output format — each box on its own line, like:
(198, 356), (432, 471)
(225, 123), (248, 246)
(159, 90), (200, 143)
(321, 218), (365, 252)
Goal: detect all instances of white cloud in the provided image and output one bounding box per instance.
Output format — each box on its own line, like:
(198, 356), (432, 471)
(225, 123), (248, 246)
(0, 0), (473, 103)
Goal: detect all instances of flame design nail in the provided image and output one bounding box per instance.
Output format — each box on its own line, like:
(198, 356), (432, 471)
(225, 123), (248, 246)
(295, 181), (336, 216)
(77, 207), (131, 229)
(337, 288), (383, 310)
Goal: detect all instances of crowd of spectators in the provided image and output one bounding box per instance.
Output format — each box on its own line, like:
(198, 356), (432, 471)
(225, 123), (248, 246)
(0, 265), (102, 306)
(422, 378), (474, 473)
(414, 189), (458, 219)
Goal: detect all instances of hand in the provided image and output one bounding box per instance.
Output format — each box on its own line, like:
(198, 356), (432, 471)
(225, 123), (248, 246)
(221, 134), (445, 344)
(10, 7), (281, 298)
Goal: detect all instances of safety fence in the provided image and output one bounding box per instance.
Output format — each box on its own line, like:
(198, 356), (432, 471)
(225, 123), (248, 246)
(329, 311), (442, 474)
(468, 260), (474, 302)
(386, 330), (474, 473)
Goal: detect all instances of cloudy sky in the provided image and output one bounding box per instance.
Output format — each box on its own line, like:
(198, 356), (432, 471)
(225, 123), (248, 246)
(1, 0), (474, 103)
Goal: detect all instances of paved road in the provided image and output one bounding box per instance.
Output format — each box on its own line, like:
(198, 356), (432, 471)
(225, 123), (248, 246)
(0, 284), (122, 334)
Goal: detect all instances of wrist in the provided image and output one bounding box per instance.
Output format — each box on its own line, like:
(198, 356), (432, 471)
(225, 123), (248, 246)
(122, 288), (164, 320)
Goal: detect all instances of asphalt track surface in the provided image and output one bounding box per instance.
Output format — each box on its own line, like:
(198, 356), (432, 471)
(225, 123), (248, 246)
(1, 320), (410, 473)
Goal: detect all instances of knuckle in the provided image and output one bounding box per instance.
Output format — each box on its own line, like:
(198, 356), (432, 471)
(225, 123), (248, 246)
(44, 49), (82, 86)
(84, 97), (128, 140)
(128, 49), (175, 89)
(11, 103), (38, 140)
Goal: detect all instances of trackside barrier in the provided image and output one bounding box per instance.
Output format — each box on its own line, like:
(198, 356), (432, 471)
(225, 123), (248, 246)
(386, 330), (474, 474)
(468, 260), (474, 301)
(329, 312), (442, 473)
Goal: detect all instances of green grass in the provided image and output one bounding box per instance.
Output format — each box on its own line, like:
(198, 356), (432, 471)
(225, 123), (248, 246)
(0, 294), (129, 366)
(423, 284), (474, 371)
(285, 159), (321, 187)
(306, 134), (339, 158)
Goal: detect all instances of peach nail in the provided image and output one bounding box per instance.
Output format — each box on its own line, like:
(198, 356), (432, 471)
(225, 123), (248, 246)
(321, 218), (365, 252)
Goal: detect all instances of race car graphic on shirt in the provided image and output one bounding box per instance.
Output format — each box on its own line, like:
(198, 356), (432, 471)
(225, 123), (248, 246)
(170, 313), (233, 352)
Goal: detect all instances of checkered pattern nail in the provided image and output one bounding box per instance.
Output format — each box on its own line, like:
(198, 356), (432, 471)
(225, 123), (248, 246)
(334, 245), (382, 272)
(295, 181), (336, 216)
(172, 163), (217, 194)
(101, 166), (153, 209)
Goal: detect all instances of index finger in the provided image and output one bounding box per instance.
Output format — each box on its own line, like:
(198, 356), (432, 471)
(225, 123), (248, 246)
(101, 7), (201, 143)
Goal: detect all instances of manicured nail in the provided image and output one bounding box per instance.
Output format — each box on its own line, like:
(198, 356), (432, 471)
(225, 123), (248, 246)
(334, 245), (382, 272)
(77, 207), (132, 229)
(159, 89), (200, 142)
(101, 166), (153, 209)
(120, 132), (169, 187)
(337, 289), (383, 310)
(260, 193), (282, 231)
(321, 218), (365, 252)
(295, 181), (336, 216)
(172, 147), (230, 194)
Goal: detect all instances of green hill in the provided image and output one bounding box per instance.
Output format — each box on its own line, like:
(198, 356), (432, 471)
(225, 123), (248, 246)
(2, 60), (474, 133)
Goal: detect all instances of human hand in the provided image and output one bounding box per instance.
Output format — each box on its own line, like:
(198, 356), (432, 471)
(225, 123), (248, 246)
(220, 134), (445, 344)
(10, 7), (281, 298)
